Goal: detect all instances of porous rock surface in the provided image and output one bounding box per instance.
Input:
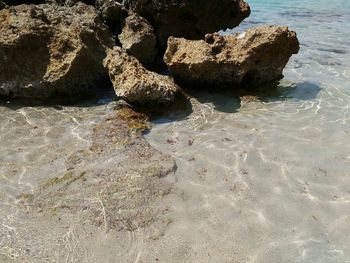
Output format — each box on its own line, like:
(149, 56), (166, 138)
(126, 0), (251, 47)
(104, 47), (179, 105)
(164, 26), (300, 87)
(0, 3), (113, 100)
(118, 12), (157, 65)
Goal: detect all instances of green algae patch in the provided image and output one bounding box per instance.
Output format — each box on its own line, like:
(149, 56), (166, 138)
(90, 106), (151, 154)
(39, 171), (74, 190)
(117, 106), (151, 133)
(38, 171), (88, 192)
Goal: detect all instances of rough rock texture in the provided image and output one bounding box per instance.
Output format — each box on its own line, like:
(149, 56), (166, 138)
(118, 13), (157, 65)
(104, 47), (179, 104)
(127, 0), (250, 47)
(0, 3), (114, 101)
(164, 26), (300, 88)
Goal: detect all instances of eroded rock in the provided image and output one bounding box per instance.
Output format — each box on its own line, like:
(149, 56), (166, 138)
(104, 47), (179, 105)
(164, 26), (300, 88)
(118, 13), (157, 66)
(0, 3), (114, 101)
(127, 0), (250, 48)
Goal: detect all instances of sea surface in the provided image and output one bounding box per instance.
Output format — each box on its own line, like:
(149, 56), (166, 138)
(1, 0), (350, 262)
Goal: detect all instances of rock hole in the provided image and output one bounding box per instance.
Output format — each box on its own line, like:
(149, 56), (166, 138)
(205, 34), (215, 44)
(211, 46), (222, 55)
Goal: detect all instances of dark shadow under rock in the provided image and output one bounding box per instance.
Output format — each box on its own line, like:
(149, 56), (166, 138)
(173, 80), (321, 114)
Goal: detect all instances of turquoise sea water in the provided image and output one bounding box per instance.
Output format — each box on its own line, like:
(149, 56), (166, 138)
(0, 0), (350, 262)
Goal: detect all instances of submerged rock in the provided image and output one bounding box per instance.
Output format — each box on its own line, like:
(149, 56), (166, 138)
(127, 0), (251, 48)
(164, 26), (300, 88)
(118, 13), (157, 66)
(11, 106), (176, 261)
(0, 3), (113, 101)
(103, 47), (179, 105)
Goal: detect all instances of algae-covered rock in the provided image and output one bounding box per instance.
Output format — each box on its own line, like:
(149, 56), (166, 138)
(6, 106), (177, 261)
(18, 106), (176, 232)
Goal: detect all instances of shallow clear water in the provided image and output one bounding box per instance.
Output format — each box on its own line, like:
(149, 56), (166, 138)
(1, 0), (350, 262)
(145, 0), (350, 262)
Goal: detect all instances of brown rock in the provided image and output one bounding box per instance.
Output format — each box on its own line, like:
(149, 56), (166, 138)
(0, 3), (114, 101)
(164, 26), (300, 88)
(126, 0), (250, 48)
(103, 47), (179, 105)
(118, 13), (157, 66)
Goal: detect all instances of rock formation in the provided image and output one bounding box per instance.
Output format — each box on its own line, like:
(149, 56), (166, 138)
(126, 0), (251, 48)
(0, 3), (114, 101)
(0, 0), (301, 104)
(164, 26), (300, 88)
(118, 13), (157, 66)
(103, 47), (179, 105)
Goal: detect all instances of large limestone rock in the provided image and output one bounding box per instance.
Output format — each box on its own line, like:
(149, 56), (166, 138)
(118, 13), (157, 66)
(0, 3), (114, 101)
(164, 26), (300, 88)
(103, 47), (179, 105)
(126, 0), (251, 47)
